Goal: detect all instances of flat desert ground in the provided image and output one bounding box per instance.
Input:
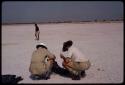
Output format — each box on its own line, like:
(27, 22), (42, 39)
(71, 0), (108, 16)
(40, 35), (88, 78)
(2, 22), (123, 84)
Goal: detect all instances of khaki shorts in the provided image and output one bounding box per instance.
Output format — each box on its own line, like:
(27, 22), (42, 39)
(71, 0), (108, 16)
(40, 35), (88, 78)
(65, 60), (91, 75)
(73, 60), (91, 71)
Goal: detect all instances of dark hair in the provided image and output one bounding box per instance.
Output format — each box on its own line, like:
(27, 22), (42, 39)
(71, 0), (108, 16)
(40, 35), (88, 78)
(36, 45), (47, 49)
(62, 40), (73, 52)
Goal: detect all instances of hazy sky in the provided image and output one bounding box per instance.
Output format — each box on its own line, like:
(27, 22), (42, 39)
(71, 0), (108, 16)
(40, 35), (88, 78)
(2, 1), (123, 23)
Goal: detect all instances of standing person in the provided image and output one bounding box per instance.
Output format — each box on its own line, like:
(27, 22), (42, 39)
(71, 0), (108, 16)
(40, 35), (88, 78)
(29, 43), (56, 80)
(60, 40), (91, 80)
(34, 23), (40, 40)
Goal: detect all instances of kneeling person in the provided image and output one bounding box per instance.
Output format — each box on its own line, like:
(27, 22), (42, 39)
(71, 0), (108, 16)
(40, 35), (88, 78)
(29, 43), (55, 80)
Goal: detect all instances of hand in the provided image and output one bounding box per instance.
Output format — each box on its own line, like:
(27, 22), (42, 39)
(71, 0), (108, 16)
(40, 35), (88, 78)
(62, 61), (70, 69)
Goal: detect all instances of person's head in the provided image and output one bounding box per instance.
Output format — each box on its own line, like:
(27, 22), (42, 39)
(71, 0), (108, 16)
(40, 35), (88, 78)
(36, 43), (47, 49)
(62, 40), (73, 52)
(35, 23), (37, 26)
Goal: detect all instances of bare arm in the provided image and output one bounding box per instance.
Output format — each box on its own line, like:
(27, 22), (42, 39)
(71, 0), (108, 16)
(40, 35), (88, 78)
(60, 53), (67, 62)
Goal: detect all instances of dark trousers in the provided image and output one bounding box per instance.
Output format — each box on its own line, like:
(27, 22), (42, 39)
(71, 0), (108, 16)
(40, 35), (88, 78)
(52, 61), (86, 80)
(52, 61), (71, 77)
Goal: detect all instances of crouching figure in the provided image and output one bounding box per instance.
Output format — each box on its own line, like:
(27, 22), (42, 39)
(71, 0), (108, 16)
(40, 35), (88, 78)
(29, 43), (55, 80)
(60, 40), (91, 80)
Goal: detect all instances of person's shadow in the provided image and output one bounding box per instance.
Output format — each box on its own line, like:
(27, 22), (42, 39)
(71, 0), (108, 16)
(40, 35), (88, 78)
(52, 61), (71, 78)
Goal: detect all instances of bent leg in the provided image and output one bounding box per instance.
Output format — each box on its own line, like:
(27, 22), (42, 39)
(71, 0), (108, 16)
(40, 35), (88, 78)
(79, 60), (91, 70)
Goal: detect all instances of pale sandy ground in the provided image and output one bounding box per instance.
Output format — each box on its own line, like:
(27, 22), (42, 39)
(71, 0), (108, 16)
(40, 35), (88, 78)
(2, 22), (123, 84)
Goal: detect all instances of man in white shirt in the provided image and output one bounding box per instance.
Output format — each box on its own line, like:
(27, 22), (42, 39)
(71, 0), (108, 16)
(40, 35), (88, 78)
(60, 40), (91, 80)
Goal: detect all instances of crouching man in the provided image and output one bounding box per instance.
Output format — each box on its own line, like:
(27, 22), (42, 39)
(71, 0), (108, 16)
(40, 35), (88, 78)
(60, 40), (91, 80)
(29, 43), (55, 80)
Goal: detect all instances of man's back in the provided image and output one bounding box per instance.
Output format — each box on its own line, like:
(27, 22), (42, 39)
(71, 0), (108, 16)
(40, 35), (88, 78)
(31, 48), (48, 63)
(69, 46), (89, 62)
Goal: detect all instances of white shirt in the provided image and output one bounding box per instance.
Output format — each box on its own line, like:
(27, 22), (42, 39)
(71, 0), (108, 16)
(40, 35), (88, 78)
(61, 46), (88, 62)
